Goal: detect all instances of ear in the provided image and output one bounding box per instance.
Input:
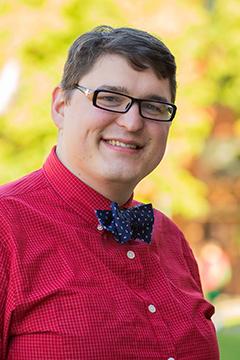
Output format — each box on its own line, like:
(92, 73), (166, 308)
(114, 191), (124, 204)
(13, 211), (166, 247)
(51, 86), (66, 130)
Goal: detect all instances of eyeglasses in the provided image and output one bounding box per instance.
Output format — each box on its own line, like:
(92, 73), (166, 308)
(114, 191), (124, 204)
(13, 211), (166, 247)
(74, 85), (177, 122)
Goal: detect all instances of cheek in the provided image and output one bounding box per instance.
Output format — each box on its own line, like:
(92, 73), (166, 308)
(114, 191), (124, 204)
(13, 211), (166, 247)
(63, 122), (83, 145)
(91, 108), (118, 127)
(147, 128), (170, 166)
(151, 125), (170, 151)
(66, 107), (115, 133)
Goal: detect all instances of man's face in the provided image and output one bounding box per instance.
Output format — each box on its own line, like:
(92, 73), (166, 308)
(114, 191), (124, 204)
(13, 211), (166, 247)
(52, 54), (172, 201)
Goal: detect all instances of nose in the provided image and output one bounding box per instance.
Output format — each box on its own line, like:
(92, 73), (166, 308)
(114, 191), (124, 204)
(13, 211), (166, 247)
(115, 102), (144, 132)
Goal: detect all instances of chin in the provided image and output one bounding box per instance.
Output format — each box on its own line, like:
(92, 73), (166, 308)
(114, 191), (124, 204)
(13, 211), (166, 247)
(102, 171), (138, 184)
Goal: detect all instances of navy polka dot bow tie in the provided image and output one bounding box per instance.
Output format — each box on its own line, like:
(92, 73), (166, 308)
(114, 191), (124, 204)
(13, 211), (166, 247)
(96, 202), (154, 244)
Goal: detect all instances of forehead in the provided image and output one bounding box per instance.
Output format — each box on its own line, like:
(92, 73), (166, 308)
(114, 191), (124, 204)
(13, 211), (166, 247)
(80, 54), (172, 101)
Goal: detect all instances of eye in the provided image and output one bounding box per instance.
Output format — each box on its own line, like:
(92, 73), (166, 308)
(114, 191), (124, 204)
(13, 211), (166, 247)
(142, 102), (169, 114)
(100, 95), (120, 103)
(97, 92), (126, 108)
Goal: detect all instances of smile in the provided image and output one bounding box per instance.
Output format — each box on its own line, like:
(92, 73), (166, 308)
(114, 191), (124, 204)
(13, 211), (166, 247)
(104, 139), (140, 149)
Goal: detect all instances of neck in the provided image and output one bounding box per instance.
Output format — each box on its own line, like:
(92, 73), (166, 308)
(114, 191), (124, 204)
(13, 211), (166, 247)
(92, 183), (133, 206)
(56, 146), (133, 206)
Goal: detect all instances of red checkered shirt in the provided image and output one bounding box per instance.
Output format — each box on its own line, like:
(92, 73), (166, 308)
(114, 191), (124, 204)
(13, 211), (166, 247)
(0, 147), (219, 359)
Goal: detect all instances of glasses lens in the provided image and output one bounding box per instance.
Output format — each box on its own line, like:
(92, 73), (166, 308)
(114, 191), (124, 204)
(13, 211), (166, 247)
(141, 101), (174, 121)
(96, 91), (130, 111)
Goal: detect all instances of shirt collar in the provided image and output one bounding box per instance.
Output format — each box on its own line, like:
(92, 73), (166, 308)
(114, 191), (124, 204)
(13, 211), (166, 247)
(43, 146), (133, 227)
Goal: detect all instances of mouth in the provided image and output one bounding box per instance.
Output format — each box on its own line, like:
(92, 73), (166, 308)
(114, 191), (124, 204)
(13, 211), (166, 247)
(102, 139), (142, 150)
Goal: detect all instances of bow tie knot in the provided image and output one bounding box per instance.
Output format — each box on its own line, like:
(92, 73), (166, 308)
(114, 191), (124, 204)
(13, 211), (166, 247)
(96, 202), (154, 244)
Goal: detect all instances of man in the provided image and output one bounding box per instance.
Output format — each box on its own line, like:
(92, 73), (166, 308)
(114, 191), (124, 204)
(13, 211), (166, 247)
(0, 26), (219, 359)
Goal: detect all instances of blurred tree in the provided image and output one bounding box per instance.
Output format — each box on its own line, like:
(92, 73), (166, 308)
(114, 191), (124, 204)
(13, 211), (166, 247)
(0, 0), (124, 182)
(0, 0), (239, 227)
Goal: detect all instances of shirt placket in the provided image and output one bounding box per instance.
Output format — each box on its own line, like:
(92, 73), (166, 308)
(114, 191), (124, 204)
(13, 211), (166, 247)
(98, 227), (177, 359)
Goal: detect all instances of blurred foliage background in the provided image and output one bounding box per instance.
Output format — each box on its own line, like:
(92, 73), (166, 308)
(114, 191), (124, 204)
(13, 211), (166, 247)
(0, 0), (240, 357)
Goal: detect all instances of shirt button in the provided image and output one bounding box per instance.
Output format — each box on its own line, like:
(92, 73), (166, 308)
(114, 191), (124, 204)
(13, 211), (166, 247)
(127, 250), (135, 259)
(167, 358), (175, 360)
(97, 224), (103, 231)
(148, 304), (156, 313)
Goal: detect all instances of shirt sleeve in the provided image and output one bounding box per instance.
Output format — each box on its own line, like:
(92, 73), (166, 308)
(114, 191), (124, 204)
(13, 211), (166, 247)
(0, 208), (14, 359)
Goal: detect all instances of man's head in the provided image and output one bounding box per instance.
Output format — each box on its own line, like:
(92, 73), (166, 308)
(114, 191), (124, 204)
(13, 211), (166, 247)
(52, 26), (177, 204)
(60, 25), (176, 104)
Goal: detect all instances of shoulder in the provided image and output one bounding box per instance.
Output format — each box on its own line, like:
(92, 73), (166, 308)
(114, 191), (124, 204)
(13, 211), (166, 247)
(150, 206), (197, 259)
(153, 207), (181, 235)
(0, 168), (49, 248)
(151, 207), (188, 253)
(0, 168), (47, 201)
(0, 168), (48, 222)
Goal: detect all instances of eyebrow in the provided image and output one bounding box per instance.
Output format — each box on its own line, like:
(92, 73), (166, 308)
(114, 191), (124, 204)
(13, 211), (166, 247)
(97, 84), (170, 103)
(98, 85), (129, 93)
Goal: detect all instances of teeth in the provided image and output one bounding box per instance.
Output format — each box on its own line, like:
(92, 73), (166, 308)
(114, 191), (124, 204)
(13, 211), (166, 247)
(106, 140), (138, 149)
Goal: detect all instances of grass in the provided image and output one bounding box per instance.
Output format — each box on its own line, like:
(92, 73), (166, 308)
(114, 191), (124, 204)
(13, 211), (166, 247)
(217, 326), (240, 360)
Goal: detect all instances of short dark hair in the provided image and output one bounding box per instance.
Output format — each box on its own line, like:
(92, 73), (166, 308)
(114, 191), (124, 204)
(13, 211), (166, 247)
(61, 25), (177, 103)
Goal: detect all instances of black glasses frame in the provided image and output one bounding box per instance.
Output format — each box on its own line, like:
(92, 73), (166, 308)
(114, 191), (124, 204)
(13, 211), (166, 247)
(74, 84), (177, 122)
